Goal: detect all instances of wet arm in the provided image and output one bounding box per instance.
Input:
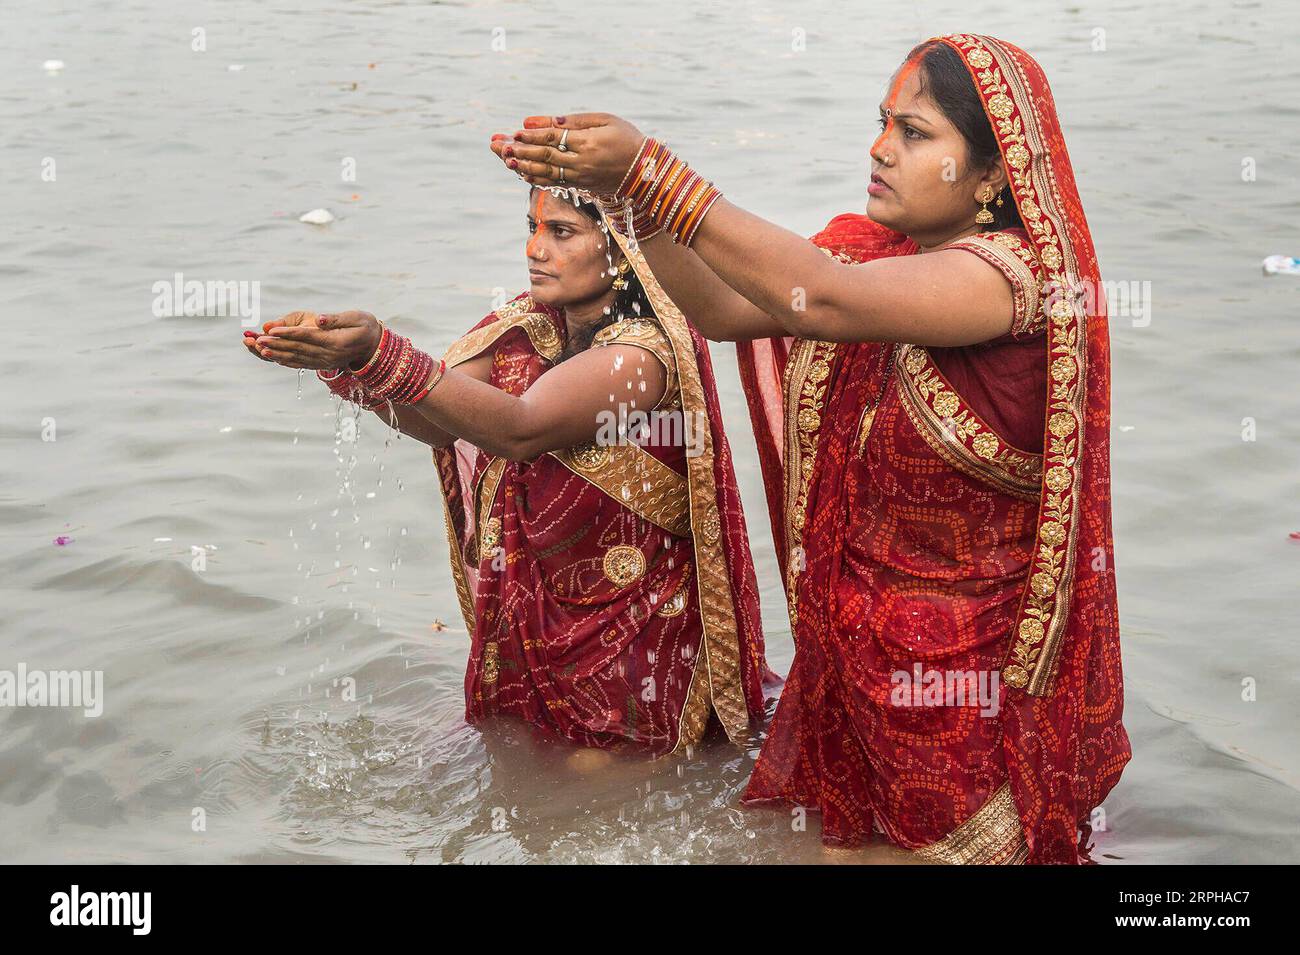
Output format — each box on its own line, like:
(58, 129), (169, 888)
(684, 199), (1015, 346)
(407, 342), (665, 462)
(631, 231), (788, 342)
(369, 353), (492, 448)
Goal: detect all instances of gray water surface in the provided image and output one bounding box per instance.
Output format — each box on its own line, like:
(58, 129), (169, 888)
(2, 0), (1298, 863)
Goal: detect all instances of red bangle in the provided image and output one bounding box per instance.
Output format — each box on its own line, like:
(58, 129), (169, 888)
(352, 329), (438, 405)
(350, 324), (389, 375)
(614, 137), (722, 247)
(410, 359), (447, 403)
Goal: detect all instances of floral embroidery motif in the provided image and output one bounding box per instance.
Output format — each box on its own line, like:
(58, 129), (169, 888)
(945, 230), (1044, 337)
(479, 516), (502, 560)
(701, 504), (721, 546)
(898, 345), (1044, 498)
(525, 313), (561, 353)
(442, 295), (563, 367)
(783, 338), (839, 627)
(550, 443), (692, 538)
(482, 641), (500, 684)
(945, 34), (1088, 694)
(569, 442), (611, 472)
(603, 544), (647, 587)
(656, 566), (692, 618)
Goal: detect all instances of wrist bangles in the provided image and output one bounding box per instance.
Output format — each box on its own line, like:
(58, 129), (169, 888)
(318, 323), (446, 409)
(607, 136), (722, 247)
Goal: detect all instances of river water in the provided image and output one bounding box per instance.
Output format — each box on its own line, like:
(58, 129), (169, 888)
(2, 0), (1298, 863)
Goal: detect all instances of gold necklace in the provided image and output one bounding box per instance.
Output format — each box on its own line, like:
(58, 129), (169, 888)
(855, 342), (900, 455)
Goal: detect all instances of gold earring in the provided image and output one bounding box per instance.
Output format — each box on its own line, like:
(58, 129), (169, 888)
(611, 259), (631, 291)
(975, 185), (995, 225)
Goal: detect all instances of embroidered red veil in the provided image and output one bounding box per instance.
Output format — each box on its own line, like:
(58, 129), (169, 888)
(736, 34), (1129, 862)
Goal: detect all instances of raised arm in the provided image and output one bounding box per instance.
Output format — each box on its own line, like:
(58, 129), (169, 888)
(379, 352), (492, 448)
(406, 339), (665, 461)
(615, 231), (786, 343)
(495, 115), (1015, 347)
(492, 133), (783, 343)
(674, 198), (1014, 346)
(252, 312), (666, 462)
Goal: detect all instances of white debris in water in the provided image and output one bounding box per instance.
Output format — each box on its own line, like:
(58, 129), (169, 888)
(219, 426), (232, 432)
(43, 60), (64, 72)
(227, 64), (245, 72)
(299, 208), (336, 225)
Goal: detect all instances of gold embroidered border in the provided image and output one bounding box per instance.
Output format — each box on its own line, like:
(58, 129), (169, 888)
(912, 781), (1029, 864)
(655, 564), (692, 618)
(945, 232), (1044, 337)
(592, 318), (681, 411)
(896, 344), (1043, 500)
(441, 295), (563, 368)
(474, 456), (509, 561)
(433, 445), (478, 633)
(431, 297), (558, 632)
(940, 34), (1088, 696)
(781, 338), (838, 629)
(548, 442), (692, 538)
(606, 223), (749, 750)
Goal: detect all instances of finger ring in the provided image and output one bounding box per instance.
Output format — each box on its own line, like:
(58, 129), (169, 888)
(557, 128), (570, 152)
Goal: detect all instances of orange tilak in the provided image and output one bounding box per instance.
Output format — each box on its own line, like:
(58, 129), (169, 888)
(871, 55), (921, 157)
(525, 189), (547, 258)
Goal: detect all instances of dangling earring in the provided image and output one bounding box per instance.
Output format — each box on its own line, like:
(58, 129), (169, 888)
(611, 259), (631, 291)
(975, 185), (995, 225)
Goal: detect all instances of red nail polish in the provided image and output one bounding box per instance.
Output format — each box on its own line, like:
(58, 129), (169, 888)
(508, 159), (518, 169)
(556, 116), (566, 125)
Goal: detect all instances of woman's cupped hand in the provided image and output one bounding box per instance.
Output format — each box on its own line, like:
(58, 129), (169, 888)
(241, 310), (382, 371)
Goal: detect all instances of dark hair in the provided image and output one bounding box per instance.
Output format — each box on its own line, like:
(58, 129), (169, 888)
(530, 187), (654, 361)
(907, 40), (1023, 232)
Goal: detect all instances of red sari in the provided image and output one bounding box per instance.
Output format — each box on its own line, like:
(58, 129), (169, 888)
(433, 228), (768, 756)
(737, 34), (1130, 862)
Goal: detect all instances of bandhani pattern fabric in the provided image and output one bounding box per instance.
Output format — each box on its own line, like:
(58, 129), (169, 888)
(736, 34), (1130, 862)
(433, 250), (769, 756)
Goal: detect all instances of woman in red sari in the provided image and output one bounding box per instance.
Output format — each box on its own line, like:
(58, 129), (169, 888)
(495, 33), (1130, 861)
(242, 187), (768, 758)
